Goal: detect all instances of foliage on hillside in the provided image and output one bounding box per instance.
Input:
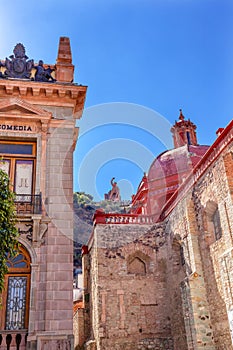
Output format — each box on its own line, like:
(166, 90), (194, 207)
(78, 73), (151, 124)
(0, 169), (18, 293)
(73, 191), (126, 213)
(73, 192), (129, 265)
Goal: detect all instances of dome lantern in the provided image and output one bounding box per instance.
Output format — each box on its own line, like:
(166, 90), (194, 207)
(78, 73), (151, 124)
(171, 109), (198, 148)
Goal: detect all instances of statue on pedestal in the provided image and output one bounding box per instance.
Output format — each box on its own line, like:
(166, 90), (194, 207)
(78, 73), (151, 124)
(104, 177), (121, 201)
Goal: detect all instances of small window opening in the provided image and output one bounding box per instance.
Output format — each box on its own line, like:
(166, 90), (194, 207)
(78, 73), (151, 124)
(213, 208), (222, 240)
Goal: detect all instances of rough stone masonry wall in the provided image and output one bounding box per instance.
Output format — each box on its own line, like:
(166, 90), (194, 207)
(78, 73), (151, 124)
(165, 199), (195, 350)
(85, 141), (233, 350)
(87, 224), (174, 350)
(74, 308), (85, 349)
(163, 209), (188, 350)
(166, 189), (227, 349)
(165, 145), (233, 349)
(192, 146), (233, 349)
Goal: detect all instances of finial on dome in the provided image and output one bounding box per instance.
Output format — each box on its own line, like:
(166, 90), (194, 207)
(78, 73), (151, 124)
(179, 109), (185, 121)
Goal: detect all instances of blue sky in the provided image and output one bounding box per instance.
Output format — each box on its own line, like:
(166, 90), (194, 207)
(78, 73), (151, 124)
(1, 0), (233, 200)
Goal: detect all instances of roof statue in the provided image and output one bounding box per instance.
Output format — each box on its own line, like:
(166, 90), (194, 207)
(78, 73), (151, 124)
(3, 43), (34, 79)
(34, 60), (56, 82)
(104, 177), (121, 201)
(0, 43), (56, 82)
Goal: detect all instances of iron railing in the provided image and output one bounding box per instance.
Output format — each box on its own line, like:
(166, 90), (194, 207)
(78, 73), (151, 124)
(14, 194), (42, 215)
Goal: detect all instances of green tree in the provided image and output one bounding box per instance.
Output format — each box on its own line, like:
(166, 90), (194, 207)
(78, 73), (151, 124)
(73, 191), (126, 213)
(0, 169), (18, 293)
(73, 192), (94, 207)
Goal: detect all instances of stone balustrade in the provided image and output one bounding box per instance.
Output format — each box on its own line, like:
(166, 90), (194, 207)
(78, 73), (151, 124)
(94, 210), (156, 225)
(0, 331), (27, 350)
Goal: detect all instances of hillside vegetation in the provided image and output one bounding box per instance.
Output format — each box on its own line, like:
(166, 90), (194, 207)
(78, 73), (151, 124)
(73, 192), (128, 265)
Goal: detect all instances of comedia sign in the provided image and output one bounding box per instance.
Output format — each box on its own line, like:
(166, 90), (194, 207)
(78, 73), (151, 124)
(0, 124), (33, 131)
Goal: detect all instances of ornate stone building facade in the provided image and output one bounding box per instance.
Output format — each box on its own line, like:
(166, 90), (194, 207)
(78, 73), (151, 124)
(0, 38), (87, 349)
(80, 113), (233, 350)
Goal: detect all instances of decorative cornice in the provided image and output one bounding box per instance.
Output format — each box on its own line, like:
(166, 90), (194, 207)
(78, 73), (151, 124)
(0, 79), (86, 98)
(0, 79), (87, 119)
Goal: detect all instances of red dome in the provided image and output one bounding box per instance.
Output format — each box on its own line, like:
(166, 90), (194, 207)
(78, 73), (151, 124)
(131, 112), (209, 217)
(131, 144), (209, 217)
(146, 144), (209, 215)
(148, 145), (209, 181)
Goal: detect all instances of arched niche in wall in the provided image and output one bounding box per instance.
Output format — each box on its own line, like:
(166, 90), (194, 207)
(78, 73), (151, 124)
(171, 234), (186, 273)
(127, 251), (150, 275)
(204, 200), (222, 243)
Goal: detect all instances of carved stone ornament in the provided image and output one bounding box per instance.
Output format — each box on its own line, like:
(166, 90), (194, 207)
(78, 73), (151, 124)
(39, 222), (48, 242)
(18, 222), (33, 242)
(3, 43), (34, 79)
(0, 43), (56, 82)
(17, 218), (49, 246)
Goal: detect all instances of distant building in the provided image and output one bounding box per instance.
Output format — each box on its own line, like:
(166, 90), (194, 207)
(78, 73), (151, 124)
(0, 38), (87, 349)
(79, 112), (233, 350)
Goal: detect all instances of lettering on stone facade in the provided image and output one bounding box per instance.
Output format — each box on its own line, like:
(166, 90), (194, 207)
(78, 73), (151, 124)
(0, 124), (32, 131)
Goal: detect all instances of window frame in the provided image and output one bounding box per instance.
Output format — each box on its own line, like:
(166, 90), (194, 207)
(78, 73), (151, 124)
(0, 140), (36, 196)
(0, 246), (31, 331)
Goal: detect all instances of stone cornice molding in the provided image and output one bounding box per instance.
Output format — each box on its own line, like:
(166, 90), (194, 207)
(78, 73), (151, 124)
(0, 80), (87, 119)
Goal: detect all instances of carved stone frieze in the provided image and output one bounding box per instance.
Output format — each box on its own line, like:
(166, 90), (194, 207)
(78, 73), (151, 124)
(17, 222), (33, 242)
(17, 216), (50, 246)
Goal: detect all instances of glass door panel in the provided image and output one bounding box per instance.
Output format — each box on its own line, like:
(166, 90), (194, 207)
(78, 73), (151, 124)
(14, 160), (33, 201)
(5, 276), (27, 330)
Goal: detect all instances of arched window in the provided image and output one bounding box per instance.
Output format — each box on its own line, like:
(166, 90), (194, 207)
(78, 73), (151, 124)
(186, 131), (191, 145)
(172, 236), (186, 274)
(0, 245), (31, 330)
(212, 208), (222, 241)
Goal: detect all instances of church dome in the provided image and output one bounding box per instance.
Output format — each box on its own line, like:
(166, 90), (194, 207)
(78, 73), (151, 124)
(148, 144), (209, 182)
(131, 110), (209, 216)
